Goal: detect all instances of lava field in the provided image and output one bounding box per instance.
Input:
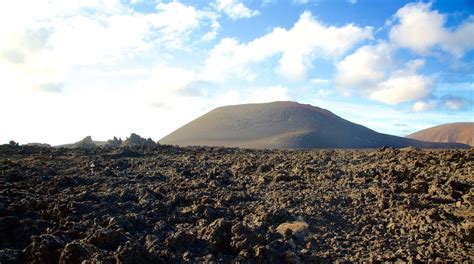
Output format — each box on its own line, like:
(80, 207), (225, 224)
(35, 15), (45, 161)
(0, 145), (472, 263)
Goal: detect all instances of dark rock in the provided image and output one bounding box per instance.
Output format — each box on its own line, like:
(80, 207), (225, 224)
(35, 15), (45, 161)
(0, 216), (19, 246)
(30, 234), (65, 264)
(0, 249), (25, 264)
(198, 218), (234, 253)
(115, 242), (160, 264)
(85, 228), (128, 251)
(106, 137), (123, 148)
(122, 133), (157, 147)
(164, 230), (196, 251)
(230, 223), (254, 252)
(59, 242), (98, 264)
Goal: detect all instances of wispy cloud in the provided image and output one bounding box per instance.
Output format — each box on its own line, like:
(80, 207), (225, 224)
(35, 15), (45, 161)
(215, 0), (259, 20)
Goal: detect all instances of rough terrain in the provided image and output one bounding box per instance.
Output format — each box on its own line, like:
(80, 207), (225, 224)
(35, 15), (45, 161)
(0, 144), (473, 263)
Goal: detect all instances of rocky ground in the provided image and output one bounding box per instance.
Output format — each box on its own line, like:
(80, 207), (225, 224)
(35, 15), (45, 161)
(0, 144), (472, 263)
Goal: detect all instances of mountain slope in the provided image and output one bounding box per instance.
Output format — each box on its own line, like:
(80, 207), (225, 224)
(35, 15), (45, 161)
(406, 122), (474, 146)
(160, 101), (469, 149)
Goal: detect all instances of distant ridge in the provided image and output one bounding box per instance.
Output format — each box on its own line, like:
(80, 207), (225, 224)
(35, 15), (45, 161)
(407, 122), (474, 146)
(160, 101), (469, 149)
(56, 134), (157, 149)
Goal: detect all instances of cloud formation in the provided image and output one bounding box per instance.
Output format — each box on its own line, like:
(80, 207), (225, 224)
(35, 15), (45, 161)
(0, 0), (218, 93)
(333, 2), (474, 106)
(202, 11), (373, 81)
(389, 2), (474, 57)
(335, 43), (433, 104)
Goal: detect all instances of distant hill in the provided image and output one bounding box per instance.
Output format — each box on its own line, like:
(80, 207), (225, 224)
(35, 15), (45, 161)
(406, 122), (474, 146)
(160, 101), (469, 149)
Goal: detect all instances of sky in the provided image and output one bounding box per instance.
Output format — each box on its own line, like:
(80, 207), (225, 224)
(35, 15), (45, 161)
(0, 0), (473, 145)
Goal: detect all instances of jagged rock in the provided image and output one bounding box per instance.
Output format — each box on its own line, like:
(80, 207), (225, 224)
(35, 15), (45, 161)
(122, 133), (157, 147)
(164, 230), (195, 251)
(276, 221), (309, 239)
(115, 242), (159, 264)
(106, 137), (122, 148)
(199, 218), (234, 253)
(85, 228), (128, 251)
(29, 234), (65, 264)
(59, 242), (98, 264)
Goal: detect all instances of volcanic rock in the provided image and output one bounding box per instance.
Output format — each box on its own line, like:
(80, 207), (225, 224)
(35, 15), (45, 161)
(58, 242), (98, 264)
(105, 137), (122, 148)
(0, 144), (472, 262)
(277, 221), (310, 239)
(29, 234), (65, 263)
(122, 133), (157, 147)
(85, 229), (128, 251)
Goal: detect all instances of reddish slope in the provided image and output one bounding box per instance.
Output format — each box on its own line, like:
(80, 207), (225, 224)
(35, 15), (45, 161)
(407, 122), (474, 146)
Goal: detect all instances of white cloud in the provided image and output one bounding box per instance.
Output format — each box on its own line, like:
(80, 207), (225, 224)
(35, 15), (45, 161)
(150, 2), (217, 48)
(0, 0), (218, 93)
(202, 14), (221, 41)
(215, 0), (259, 20)
(347, 0), (357, 4)
(411, 100), (437, 112)
(389, 2), (474, 57)
(335, 43), (433, 104)
(369, 74), (432, 105)
(335, 42), (392, 94)
(202, 11), (373, 81)
(333, 3), (473, 106)
(442, 18), (474, 57)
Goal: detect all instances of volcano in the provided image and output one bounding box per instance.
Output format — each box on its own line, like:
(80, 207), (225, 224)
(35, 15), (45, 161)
(160, 101), (469, 149)
(407, 122), (473, 146)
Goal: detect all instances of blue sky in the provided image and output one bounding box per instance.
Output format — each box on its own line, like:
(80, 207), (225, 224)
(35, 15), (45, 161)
(0, 0), (472, 145)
